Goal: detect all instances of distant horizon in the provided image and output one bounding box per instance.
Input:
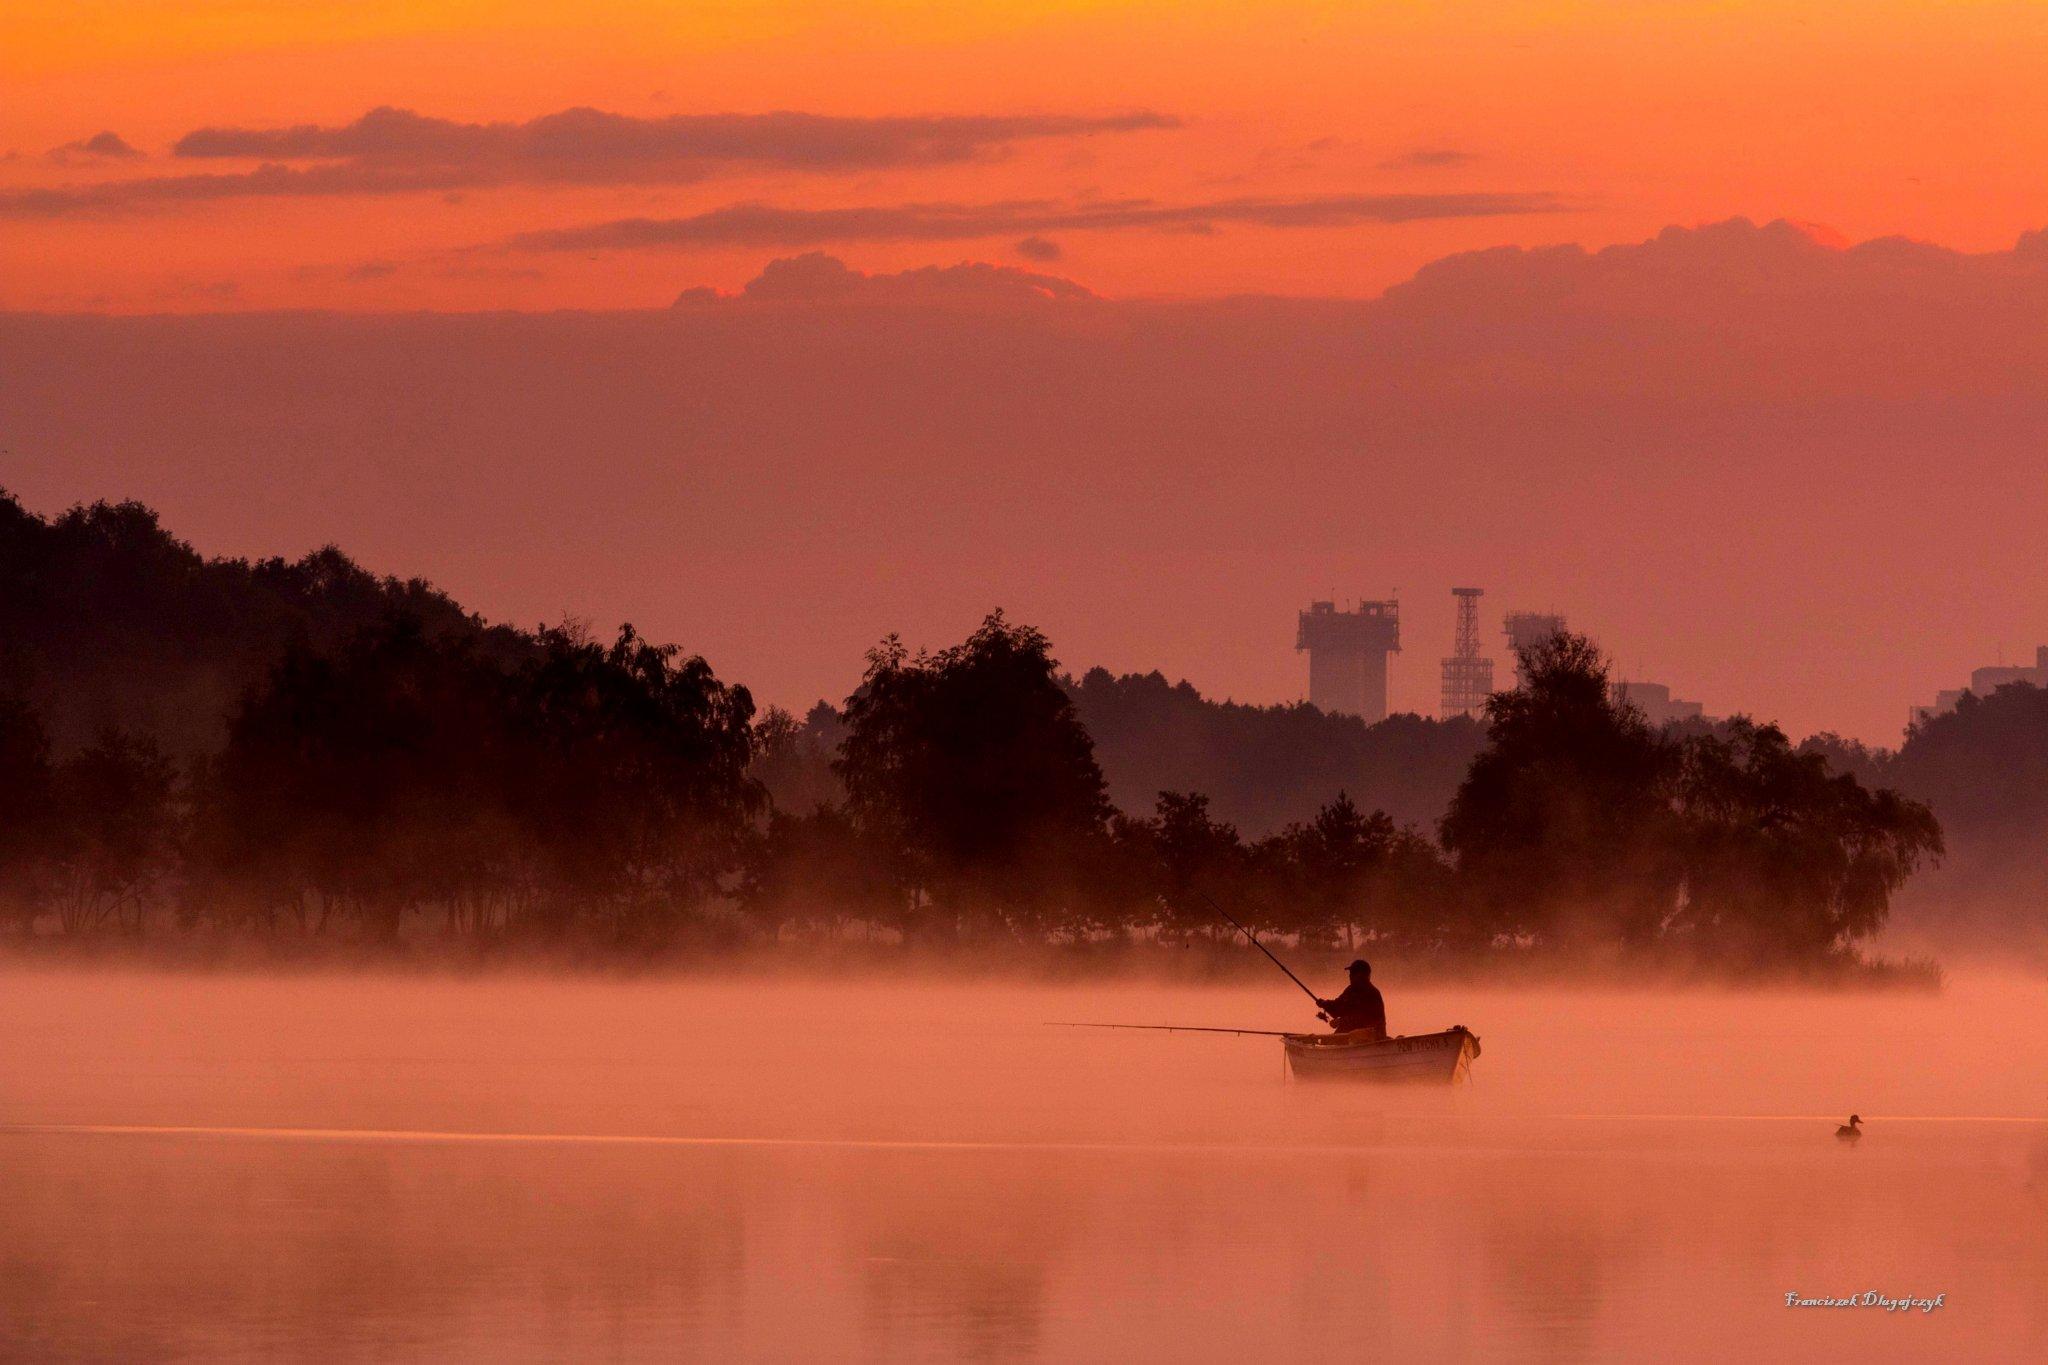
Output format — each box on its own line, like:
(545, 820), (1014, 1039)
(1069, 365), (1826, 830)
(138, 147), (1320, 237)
(10, 0), (2048, 747)
(7, 214), (2048, 316)
(1, 481), (2021, 751)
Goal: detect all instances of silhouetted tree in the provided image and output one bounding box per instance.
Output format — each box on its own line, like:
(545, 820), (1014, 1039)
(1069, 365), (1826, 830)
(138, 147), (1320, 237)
(0, 486), (1960, 971)
(0, 487), (527, 759)
(1795, 731), (1889, 790)
(1372, 826), (1467, 950)
(1445, 634), (1940, 962)
(0, 685), (53, 928)
(1891, 684), (2048, 844)
(194, 616), (514, 936)
(509, 623), (761, 942)
(1107, 790), (1249, 940)
(1441, 633), (1681, 945)
(1872, 683), (2048, 939)
(193, 616), (759, 943)
(1672, 718), (1941, 959)
(838, 612), (1110, 938)
(738, 804), (898, 939)
(47, 730), (179, 934)
(1242, 793), (1460, 951)
(1263, 792), (1397, 947)
(1069, 666), (1484, 836)
(750, 702), (846, 815)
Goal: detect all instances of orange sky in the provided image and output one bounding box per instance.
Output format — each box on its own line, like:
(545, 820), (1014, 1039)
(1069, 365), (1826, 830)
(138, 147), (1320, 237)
(5, 3), (2047, 743)
(7, 1), (2048, 311)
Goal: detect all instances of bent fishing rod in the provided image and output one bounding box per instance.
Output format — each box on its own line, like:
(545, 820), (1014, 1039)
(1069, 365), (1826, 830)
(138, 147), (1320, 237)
(1040, 892), (1327, 1039)
(1196, 890), (1324, 1011)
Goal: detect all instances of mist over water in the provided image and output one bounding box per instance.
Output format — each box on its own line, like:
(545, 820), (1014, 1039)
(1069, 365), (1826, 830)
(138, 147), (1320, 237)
(2, 965), (2043, 1360)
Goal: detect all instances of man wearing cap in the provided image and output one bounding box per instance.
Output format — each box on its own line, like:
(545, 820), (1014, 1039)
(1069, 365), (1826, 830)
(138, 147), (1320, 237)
(1316, 960), (1387, 1038)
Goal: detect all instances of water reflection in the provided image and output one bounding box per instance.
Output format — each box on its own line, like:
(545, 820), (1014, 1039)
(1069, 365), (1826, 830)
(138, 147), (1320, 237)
(1478, 1199), (1643, 1360)
(0, 968), (2043, 1360)
(0, 1135), (749, 1360)
(847, 1156), (1065, 1361)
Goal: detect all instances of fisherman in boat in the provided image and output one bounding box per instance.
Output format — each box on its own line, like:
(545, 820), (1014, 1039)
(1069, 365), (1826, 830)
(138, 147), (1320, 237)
(1316, 959), (1387, 1038)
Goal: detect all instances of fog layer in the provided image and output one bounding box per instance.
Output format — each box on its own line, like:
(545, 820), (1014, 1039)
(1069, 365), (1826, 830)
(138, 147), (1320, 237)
(2, 967), (2043, 1358)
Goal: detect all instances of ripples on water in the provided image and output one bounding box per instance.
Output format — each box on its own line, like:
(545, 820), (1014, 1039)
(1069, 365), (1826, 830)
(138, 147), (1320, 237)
(0, 968), (2042, 1361)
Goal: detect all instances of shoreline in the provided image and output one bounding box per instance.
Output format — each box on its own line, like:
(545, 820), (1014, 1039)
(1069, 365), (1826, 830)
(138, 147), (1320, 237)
(0, 929), (1948, 994)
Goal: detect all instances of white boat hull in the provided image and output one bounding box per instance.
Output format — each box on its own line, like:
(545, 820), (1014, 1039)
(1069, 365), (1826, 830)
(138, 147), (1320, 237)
(1282, 1025), (1481, 1084)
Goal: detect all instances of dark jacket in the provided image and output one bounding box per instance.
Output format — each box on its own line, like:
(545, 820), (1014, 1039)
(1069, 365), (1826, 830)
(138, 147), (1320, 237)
(1319, 980), (1386, 1037)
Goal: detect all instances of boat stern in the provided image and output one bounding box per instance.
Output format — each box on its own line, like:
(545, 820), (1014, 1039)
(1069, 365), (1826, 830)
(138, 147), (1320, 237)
(1282, 1025), (1481, 1084)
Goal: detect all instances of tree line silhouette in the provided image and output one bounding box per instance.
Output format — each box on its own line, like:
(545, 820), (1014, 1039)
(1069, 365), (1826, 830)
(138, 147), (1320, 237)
(0, 492), (1967, 972)
(1066, 669), (1485, 840)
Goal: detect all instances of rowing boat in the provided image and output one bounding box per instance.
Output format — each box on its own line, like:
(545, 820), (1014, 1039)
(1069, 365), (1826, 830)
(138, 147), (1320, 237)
(1282, 1025), (1481, 1084)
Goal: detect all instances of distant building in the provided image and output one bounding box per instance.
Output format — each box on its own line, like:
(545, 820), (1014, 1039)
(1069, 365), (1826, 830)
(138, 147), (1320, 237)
(1614, 680), (1706, 727)
(1441, 588), (1495, 720)
(1911, 645), (2048, 725)
(1502, 611), (1566, 688)
(1296, 599), (1400, 722)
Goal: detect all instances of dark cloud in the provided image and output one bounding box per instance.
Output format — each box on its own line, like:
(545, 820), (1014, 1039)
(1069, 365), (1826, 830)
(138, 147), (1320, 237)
(432, 262), (547, 282)
(1378, 148), (1477, 170)
(290, 259), (401, 283)
(728, 252), (1093, 304)
(1, 105), (1177, 216)
(1015, 235), (1063, 261)
(506, 190), (1570, 252)
(0, 161), (467, 215)
(50, 130), (144, 162)
(172, 105), (1177, 170)
(157, 279), (240, 303)
(1379, 217), (2046, 318)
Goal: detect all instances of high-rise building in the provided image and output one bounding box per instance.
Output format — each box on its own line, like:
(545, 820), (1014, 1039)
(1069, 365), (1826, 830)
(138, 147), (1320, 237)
(1911, 645), (2048, 725)
(1613, 680), (1707, 727)
(1296, 599), (1400, 721)
(1502, 611), (1566, 688)
(1441, 588), (1495, 719)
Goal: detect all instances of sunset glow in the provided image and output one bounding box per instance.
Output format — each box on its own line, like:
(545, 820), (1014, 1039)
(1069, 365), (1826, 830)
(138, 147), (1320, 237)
(4, 7), (2048, 1361)
(9, 2), (2048, 310)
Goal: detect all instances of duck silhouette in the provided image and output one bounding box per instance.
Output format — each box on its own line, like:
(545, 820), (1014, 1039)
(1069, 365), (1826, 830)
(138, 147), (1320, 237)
(1836, 1114), (1863, 1141)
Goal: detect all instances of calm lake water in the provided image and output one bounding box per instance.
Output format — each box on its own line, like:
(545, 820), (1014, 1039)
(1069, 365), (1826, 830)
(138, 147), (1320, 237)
(1, 966), (2043, 1362)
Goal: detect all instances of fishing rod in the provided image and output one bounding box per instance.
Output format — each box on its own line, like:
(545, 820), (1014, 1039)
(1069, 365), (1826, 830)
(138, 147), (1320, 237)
(1196, 889), (1324, 1010)
(1047, 1022), (1298, 1038)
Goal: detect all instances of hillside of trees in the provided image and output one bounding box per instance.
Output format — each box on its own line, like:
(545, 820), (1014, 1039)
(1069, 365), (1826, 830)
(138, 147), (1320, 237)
(1066, 669), (1484, 837)
(0, 488), (2013, 979)
(0, 492), (528, 757)
(1798, 688), (2048, 950)
(747, 673), (1484, 844)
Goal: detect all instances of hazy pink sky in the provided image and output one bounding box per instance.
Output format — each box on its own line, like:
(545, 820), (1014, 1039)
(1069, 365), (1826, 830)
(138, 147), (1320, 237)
(6, 218), (2046, 744)
(3, 4), (2045, 743)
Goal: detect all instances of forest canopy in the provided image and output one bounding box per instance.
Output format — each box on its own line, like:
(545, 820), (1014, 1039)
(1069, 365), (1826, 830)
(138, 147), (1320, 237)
(0, 488), (2008, 977)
